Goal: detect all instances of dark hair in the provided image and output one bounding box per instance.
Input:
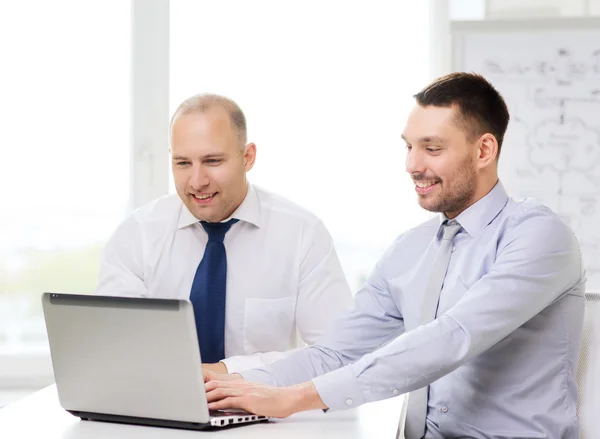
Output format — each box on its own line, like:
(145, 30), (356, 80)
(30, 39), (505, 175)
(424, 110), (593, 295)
(414, 72), (510, 157)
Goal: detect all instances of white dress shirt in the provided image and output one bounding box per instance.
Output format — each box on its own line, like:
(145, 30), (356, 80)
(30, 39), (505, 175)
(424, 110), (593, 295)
(96, 184), (353, 373)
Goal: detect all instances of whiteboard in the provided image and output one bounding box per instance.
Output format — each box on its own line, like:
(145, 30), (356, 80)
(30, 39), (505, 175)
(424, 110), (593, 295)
(452, 18), (600, 290)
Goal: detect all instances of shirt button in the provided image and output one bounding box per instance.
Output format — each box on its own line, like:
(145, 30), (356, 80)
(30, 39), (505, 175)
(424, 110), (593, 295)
(346, 398), (353, 406)
(441, 406), (448, 413)
(392, 389), (399, 396)
(451, 247), (456, 252)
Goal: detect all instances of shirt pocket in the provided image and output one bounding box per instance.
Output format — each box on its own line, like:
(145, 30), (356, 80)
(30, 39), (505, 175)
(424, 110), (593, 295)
(243, 296), (296, 353)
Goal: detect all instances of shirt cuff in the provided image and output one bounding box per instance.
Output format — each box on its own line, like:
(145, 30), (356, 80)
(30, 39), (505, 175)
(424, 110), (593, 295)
(311, 364), (366, 411)
(237, 368), (277, 386)
(221, 355), (265, 375)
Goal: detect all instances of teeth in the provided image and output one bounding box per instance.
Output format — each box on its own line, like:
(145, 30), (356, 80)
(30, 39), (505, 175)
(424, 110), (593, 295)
(415, 182), (436, 188)
(194, 194), (213, 200)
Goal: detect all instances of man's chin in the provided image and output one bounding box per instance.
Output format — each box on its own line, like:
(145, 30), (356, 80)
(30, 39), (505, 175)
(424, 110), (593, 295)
(417, 195), (433, 207)
(418, 198), (443, 214)
(196, 213), (220, 223)
(188, 204), (218, 222)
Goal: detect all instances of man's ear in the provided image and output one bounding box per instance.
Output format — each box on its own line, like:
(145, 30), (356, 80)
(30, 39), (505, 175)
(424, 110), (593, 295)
(476, 133), (498, 169)
(243, 143), (257, 171)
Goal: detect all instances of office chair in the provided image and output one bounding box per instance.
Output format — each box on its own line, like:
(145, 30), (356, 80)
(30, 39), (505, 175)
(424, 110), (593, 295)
(577, 292), (600, 439)
(395, 393), (409, 439)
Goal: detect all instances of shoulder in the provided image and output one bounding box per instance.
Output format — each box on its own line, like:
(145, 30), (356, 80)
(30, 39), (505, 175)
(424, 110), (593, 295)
(131, 193), (183, 223)
(499, 197), (578, 253)
(113, 193), (183, 235)
(254, 185), (323, 227)
(376, 215), (440, 267)
(389, 215), (440, 252)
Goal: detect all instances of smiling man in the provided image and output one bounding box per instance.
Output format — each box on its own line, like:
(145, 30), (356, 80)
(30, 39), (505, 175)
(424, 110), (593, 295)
(96, 94), (352, 374)
(204, 73), (586, 439)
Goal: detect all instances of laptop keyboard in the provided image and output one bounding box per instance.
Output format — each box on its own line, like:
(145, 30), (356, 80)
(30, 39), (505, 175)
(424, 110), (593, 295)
(209, 409), (252, 418)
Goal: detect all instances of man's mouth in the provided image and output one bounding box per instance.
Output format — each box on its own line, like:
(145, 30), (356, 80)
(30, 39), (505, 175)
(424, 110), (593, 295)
(414, 181), (439, 195)
(191, 192), (217, 204)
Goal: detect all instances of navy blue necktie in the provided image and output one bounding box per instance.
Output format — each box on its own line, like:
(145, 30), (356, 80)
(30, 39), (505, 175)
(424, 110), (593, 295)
(189, 218), (238, 363)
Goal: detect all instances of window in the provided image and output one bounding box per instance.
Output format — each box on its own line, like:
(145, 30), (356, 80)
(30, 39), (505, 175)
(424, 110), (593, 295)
(170, 0), (435, 291)
(0, 1), (130, 377)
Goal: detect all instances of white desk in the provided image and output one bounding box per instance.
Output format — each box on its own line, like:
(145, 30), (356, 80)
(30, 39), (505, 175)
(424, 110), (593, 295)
(0, 385), (406, 438)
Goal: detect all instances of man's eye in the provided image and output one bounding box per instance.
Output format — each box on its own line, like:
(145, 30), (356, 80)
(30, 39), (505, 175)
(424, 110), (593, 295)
(177, 161), (190, 166)
(206, 159), (222, 165)
(405, 144), (412, 151)
(426, 148), (440, 153)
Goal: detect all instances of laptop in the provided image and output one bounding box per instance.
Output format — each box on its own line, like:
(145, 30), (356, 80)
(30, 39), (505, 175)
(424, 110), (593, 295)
(41, 292), (269, 430)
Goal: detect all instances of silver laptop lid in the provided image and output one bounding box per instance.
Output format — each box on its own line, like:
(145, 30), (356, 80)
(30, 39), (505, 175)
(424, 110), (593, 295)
(42, 293), (209, 423)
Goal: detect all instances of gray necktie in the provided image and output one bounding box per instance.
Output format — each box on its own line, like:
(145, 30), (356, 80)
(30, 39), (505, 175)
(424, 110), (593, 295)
(404, 220), (462, 439)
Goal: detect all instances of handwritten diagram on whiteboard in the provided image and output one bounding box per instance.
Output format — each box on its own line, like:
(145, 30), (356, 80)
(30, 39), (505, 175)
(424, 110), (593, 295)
(454, 26), (600, 289)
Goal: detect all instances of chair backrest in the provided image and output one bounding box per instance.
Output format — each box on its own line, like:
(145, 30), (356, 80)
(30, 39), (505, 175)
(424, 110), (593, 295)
(577, 292), (600, 439)
(395, 393), (409, 439)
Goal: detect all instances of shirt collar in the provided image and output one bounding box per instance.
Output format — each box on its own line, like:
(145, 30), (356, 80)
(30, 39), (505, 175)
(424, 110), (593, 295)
(177, 183), (263, 229)
(438, 180), (509, 238)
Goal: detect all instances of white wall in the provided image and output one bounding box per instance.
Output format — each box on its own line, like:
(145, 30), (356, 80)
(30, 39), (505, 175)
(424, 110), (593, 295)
(450, 0), (600, 19)
(486, 0), (600, 17)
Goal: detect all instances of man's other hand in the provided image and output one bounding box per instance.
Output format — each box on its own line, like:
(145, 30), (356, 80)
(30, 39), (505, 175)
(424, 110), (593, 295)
(202, 365), (242, 384)
(205, 380), (327, 418)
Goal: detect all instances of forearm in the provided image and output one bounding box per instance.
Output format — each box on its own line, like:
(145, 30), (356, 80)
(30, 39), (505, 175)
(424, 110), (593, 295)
(313, 315), (469, 410)
(242, 292), (406, 387)
(203, 362), (228, 374)
(221, 347), (303, 374)
(241, 344), (351, 386)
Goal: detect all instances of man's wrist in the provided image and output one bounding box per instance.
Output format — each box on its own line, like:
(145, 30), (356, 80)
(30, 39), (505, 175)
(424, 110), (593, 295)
(203, 362), (229, 374)
(288, 381), (328, 413)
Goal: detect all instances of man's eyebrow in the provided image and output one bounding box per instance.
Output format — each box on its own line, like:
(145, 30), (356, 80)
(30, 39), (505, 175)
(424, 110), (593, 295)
(171, 153), (227, 161)
(418, 136), (445, 144)
(401, 135), (445, 144)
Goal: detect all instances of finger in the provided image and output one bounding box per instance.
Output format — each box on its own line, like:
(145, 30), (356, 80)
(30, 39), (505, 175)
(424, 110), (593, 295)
(205, 380), (244, 392)
(203, 368), (218, 381)
(208, 397), (244, 411)
(206, 387), (243, 403)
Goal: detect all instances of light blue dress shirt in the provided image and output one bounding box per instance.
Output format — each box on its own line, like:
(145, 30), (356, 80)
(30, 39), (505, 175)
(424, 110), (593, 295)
(242, 182), (586, 439)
